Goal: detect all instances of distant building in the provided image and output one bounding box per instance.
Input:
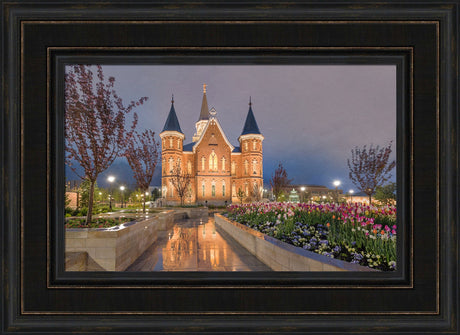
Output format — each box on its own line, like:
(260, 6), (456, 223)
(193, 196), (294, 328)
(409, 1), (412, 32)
(160, 85), (264, 205)
(283, 184), (343, 201)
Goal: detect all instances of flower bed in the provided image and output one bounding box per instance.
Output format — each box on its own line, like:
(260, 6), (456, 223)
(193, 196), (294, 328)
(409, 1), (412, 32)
(65, 217), (134, 229)
(225, 202), (397, 271)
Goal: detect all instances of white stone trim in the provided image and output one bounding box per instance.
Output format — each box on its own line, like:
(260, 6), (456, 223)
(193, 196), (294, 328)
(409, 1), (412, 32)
(160, 130), (185, 140)
(238, 134), (264, 142)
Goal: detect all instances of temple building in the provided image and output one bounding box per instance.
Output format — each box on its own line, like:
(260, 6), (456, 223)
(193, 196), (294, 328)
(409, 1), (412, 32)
(160, 84), (264, 205)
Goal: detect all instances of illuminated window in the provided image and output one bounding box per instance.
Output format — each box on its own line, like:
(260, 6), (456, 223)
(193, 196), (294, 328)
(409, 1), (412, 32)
(252, 159), (258, 175)
(202, 183), (205, 197)
(168, 157), (174, 173)
(231, 161), (236, 175)
(244, 160), (248, 175)
(232, 183), (236, 196)
(187, 161), (192, 174)
(178, 140), (180, 149)
(169, 181), (174, 197)
(244, 142), (248, 151)
(169, 138), (173, 148)
(209, 150), (217, 171)
(212, 184), (215, 197)
(253, 141), (256, 150)
(245, 183), (248, 196)
(222, 182), (226, 196)
(221, 157), (226, 171)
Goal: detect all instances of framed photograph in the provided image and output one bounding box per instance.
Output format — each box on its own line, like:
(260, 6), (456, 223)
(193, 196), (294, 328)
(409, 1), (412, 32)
(2, 1), (458, 334)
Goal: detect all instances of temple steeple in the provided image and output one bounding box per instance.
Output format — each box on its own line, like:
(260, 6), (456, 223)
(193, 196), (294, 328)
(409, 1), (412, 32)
(198, 83), (209, 121)
(193, 84), (210, 141)
(240, 97), (261, 136)
(161, 95), (183, 133)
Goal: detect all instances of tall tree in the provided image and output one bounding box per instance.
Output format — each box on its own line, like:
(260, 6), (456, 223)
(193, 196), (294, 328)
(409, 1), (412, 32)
(169, 162), (192, 206)
(65, 65), (147, 225)
(124, 130), (160, 213)
(269, 162), (292, 201)
(347, 141), (396, 204)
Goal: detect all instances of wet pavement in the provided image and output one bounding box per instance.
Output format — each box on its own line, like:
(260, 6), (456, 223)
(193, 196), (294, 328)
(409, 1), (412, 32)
(126, 215), (271, 271)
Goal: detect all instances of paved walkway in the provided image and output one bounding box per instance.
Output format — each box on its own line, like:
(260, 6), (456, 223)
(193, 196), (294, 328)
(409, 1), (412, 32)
(126, 215), (271, 271)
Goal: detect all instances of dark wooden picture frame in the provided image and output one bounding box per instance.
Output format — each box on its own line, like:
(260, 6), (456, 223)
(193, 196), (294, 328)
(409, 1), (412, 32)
(1, 1), (458, 334)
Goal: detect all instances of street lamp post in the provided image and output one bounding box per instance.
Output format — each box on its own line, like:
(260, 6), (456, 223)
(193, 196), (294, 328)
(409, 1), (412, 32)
(119, 186), (125, 208)
(333, 180), (341, 204)
(348, 189), (354, 204)
(107, 175), (115, 211)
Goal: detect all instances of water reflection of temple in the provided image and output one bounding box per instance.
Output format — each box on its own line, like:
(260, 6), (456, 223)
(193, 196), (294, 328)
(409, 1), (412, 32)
(162, 220), (231, 270)
(127, 216), (271, 271)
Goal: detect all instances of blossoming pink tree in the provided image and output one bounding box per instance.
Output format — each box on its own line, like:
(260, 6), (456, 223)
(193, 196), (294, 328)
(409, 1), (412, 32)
(124, 130), (160, 213)
(347, 141), (396, 204)
(65, 65), (147, 225)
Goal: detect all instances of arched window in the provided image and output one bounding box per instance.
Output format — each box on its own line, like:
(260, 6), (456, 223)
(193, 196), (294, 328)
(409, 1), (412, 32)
(231, 161), (236, 175)
(252, 159), (258, 175)
(202, 182), (205, 197)
(178, 140), (181, 149)
(222, 181), (226, 196)
(169, 138), (173, 148)
(245, 183), (248, 196)
(169, 181), (174, 197)
(212, 184), (216, 197)
(163, 158), (166, 174)
(253, 141), (256, 150)
(187, 184), (192, 199)
(221, 157), (226, 171)
(187, 161), (192, 174)
(244, 160), (248, 175)
(201, 157), (205, 171)
(232, 183), (236, 196)
(168, 157), (174, 173)
(244, 141), (248, 151)
(209, 150), (217, 171)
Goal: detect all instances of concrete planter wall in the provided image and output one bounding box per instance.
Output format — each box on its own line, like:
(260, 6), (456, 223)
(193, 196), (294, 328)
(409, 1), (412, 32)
(215, 214), (377, 272)
(65, 210), (175, 271)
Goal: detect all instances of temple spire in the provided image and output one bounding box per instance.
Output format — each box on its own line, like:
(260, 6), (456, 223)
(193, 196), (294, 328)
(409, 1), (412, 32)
(161, 96), (183, 133)
(198, 83), (209, 121)
(241, 97), (261, 135)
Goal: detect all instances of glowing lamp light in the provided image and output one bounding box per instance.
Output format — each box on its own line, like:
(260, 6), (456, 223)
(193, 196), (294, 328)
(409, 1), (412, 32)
(333, 180), (341, 187)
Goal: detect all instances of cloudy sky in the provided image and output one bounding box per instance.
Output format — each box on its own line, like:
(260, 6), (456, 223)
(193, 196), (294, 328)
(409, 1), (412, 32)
(66, 64), (396, 193)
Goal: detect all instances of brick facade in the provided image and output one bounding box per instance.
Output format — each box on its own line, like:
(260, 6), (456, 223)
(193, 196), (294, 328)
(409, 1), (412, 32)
(160, 86), (264, 206)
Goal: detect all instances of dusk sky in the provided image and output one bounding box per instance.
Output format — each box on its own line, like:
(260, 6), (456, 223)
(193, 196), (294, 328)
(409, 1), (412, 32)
(66, 64), (396, 193)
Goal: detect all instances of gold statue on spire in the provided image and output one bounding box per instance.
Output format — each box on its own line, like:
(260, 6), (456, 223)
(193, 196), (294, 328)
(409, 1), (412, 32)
(203, 83), (207, 94)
